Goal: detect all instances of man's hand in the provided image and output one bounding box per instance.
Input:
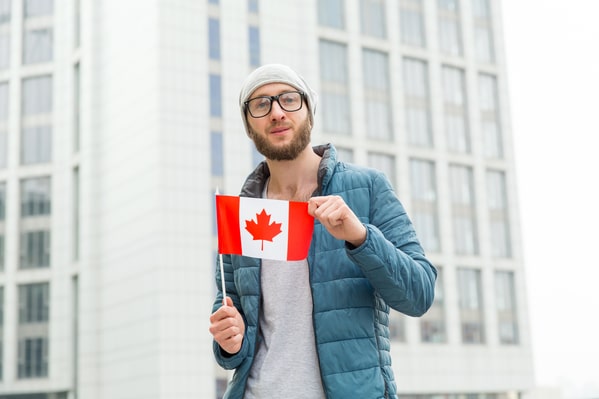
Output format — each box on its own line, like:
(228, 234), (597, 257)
(308, 195), (367, 247)
(209, 297), (245, 355)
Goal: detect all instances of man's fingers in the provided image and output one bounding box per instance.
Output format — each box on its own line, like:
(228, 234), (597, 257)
(209, 299), (237, 325)
(309, 196), (337, 216)
(308, 197), (322, 214)
(209, 311), (240, 337)
(311, 197), (346, 225)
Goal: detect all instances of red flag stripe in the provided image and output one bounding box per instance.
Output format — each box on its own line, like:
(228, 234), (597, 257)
(287, 201), (314, 260)
(216, 195), (242, 255)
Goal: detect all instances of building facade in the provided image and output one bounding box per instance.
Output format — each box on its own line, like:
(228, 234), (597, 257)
(0, 0), (534, 398)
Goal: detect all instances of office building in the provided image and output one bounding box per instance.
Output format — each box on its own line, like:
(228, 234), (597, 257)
(0, 0), (534, 398)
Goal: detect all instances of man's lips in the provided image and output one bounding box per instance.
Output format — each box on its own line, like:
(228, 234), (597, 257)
(269, 126), (290, 134)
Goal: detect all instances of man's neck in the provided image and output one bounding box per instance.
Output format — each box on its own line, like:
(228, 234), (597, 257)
(265, 146), (321, 202)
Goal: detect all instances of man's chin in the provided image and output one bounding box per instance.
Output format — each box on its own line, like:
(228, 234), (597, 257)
(251, 120), (311, 161)
(264, 149), (300, 161)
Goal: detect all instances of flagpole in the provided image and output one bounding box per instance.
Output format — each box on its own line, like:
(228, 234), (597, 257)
(216, 188), (227, 306)
(219, 252), (227, 306)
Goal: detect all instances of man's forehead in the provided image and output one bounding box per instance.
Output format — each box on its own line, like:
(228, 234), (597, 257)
(250, 82), (298, 97)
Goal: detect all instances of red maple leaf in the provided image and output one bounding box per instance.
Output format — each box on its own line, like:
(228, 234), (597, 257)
(245, 209), (283, 250)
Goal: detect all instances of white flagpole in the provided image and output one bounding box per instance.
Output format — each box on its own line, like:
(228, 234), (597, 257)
(215, 188), (227, 306)
(219, 253), (227, 306)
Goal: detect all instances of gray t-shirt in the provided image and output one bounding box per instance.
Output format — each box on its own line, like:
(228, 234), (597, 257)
(244, 258), (326, 399)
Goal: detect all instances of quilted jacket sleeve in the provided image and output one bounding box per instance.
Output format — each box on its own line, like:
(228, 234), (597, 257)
(346, 172), (437, 316)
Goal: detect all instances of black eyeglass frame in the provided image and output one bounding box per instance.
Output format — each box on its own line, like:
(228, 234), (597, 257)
(244, 91), (305, 118)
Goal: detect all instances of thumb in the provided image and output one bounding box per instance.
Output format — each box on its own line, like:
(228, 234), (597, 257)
(223, 296), (234, 307)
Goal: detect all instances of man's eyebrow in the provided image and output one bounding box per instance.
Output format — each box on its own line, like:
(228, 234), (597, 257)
(251, 89), (297, 98)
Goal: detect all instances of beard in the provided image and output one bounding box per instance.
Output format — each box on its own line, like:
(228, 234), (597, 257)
(249, 118), (312, 161)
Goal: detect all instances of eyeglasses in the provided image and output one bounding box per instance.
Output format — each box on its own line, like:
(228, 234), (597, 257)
(244, 91), (304, 118)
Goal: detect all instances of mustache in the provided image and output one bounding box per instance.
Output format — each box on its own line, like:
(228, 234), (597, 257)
(269, 121), (291, 128)
(267, 122), (292, 132)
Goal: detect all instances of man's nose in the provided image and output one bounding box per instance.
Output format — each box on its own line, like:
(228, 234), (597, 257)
(270, 100), (286, 119)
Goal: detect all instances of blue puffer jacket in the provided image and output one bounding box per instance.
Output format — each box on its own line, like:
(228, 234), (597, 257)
(212, 143), (437, 399)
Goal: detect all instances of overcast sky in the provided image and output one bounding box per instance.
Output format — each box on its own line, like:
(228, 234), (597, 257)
(501, 1), (599, 398)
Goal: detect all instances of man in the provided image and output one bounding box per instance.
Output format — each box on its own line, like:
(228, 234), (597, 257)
(209, 64), (437, 399)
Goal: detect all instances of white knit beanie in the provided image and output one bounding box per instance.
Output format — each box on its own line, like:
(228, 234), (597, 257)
(239, 64), (317, 136)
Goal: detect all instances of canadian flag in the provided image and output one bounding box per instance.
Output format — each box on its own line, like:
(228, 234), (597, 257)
(215, 195), (314, 261)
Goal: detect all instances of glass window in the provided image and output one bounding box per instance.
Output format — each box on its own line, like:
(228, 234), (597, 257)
(400, 0), (426, 47)
(335, 147), (353, 163)
(495, 270), (519, 344)
(442, 66), (470, 153)
(19, 283), (50, 322)
(474, 26), (494, 63)
(319, 40), (351, 135)
(21, 76), (53, 164)
(0, 0), (9, 70)
(0, 181), (4, 222)
(410, 159), (440, 252)
(472, 0), (492, 17)
(317, 0), (344, 29)
(403, 58), (432, 147)
(22, 126), (52, 164)
(473, 0), (495, 63)
(248, 0), (259, 13)
(479, 73), (502, 158)
(0, 182), (5, 272)
(18, 337), (48, 378)
(420, 267), (446, 342)
(248, 26), (261, 67)
(209, 74), (222, 117)
(71, 277), (79, 397)
(20, 177), (51, 269)
(363, 49), (391, 140)
(23, 28), (53, 64)
(437, 0), (463, 56)
(74, 0), (80, 48)
(22, 75), (52, 115)
(486, 170), (511, 258)
(449, 164), (478, 255)
(0, 285), (3, 379)
(320, 40), (349, 85)
(360, 0), (386, 38)
(20, 231), (51, 269)
(457, 268), (485, 344)
(367, 152), (395, 188)
(0, 33), (8, 70)
(210, 131), (223, 177)
(0, 0), (9, 23)
(24, 0), (53, 18)
(438, 0), (459, 10)
(389, 312), (406, 342)
(208, 18), (220, 60)
(74, 63), (81, 153)
(73, 167), (80, 261)
(17, 283), (50, 378)
(0, 82), (7, 168)
(22, 0), (53, 65)
(21, 177), (51, 217)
